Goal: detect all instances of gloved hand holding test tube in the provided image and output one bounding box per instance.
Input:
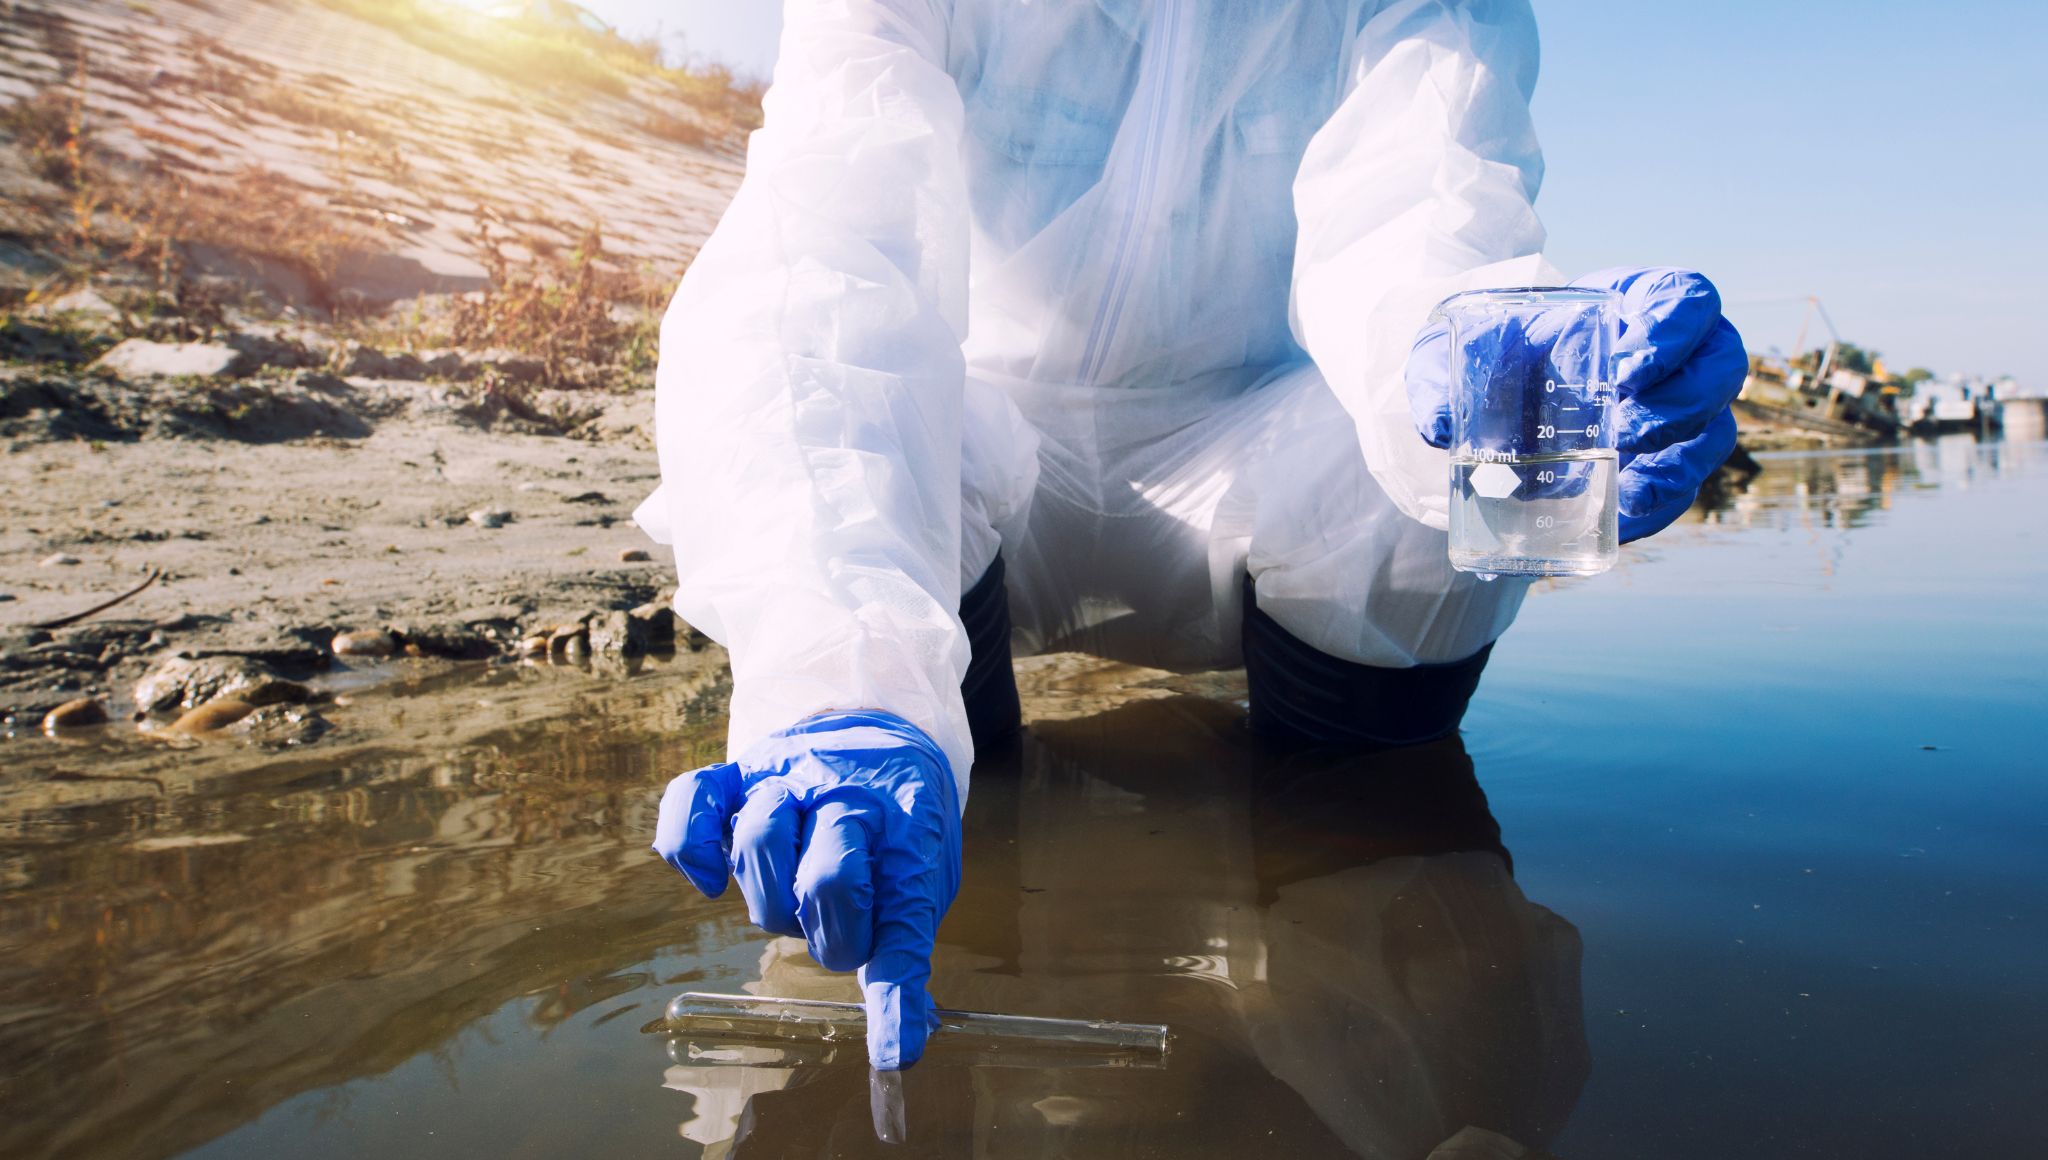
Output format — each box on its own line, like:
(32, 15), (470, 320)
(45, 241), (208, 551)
(653, 711), (963, 1070)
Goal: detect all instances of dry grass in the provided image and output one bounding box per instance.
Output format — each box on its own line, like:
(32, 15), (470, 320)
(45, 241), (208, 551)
(315, 0), (642, 99)
(247, 83), (395, 146)
(1, 77), (91, 190)
(0, 59), (382, 335)
(0, 5), (712, 380)
(309, 0), (759, 136)
(637, 107), (711, 150)
(447, 214), (661, 384)
(666, 60), (764, 134)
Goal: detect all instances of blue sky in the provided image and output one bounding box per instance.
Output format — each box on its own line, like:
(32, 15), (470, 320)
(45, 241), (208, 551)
(582, 0), (2045, 385)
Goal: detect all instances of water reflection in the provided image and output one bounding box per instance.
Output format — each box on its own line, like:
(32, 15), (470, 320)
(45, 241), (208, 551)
(0, 694), (729, 1160)
(0, 672), (1585, 1159)
(1692, 435), (2044, 534)
(665, 697), (1587, 1157)
(5, 442), (2035, 1157)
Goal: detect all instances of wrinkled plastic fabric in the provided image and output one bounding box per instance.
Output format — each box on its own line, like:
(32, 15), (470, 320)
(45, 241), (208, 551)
(635, 0), (1559, 788)
(652, 710), (961, 1069)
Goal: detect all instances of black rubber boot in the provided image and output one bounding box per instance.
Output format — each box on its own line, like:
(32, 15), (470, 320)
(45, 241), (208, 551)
(1241, 573), (1492, 749)
(960, 554), (1022, 750)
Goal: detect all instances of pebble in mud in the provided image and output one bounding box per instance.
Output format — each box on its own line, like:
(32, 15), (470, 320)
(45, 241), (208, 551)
(468, 508), (511, 529)
(39, 553), (81, 567)
(232, 704), (333, 748)
(546, 624), (587, 659)
(332, 630), (400, 658)
(43, 698), (109, 730)
(396, 622), (496, 660)
(547, 624), (591, 662)
(169, 699), (257, 733)
(618, 548), (652, 563)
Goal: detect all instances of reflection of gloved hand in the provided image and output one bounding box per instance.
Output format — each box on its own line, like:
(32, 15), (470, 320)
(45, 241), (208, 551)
(653, 710), (961, 1070)
(1406, 267), (1746, 542)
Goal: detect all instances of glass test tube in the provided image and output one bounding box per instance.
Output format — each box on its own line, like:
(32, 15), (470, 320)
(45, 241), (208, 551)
(661, 992), (1170, 1059)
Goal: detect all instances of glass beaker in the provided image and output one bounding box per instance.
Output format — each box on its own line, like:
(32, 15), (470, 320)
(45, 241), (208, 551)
(1435, 287), (1621, 577)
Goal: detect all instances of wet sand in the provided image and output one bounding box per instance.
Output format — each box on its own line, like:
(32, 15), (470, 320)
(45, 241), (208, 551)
(1, 384), (669, 723)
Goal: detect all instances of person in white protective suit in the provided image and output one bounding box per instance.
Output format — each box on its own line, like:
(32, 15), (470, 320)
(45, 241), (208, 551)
(641, 0), (1744, 1069)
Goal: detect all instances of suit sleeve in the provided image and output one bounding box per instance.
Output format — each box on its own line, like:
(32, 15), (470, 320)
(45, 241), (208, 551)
(1290, 0), (1563, 529)
(634, 0), (977, 793)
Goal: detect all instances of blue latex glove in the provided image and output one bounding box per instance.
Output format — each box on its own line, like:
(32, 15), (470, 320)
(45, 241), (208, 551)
(652, 710), (961, 1069)
(1407, 267), (1746, 542)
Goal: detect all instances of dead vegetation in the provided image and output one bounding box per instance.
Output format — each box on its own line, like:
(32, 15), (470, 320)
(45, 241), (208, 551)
(0, 0), (744, 390)
(310, 0), (762, 135)
(247, 82), (394, 146)
(448, 214), (662, 384)
(0, 54), (384, 335)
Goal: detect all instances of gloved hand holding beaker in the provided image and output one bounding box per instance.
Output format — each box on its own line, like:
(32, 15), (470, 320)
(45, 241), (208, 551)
(1406, 266), (1746, 545)
(653, 710), (962, 1070)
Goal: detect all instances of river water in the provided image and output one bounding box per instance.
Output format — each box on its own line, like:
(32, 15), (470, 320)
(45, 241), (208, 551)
(2, 437), (2042, 1159)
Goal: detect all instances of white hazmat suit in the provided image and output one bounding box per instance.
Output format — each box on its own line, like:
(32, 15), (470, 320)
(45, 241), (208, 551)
(635, 0), (1560, 791)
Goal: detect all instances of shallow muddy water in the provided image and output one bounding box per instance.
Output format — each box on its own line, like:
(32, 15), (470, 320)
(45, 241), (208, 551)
(2, 437), (2043, 1159)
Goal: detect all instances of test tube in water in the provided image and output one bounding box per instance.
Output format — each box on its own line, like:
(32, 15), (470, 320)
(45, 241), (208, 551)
(661, 992), (1170, 1062)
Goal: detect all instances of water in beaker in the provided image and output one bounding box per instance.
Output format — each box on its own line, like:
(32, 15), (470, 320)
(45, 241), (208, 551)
(1435, 286), (1621, 577)
(1450, 451), (1617, 576)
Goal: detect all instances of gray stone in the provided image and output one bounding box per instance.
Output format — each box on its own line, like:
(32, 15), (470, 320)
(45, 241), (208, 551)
(627, 602), (678, 648)
(133, 655), (305, 713)
(528, 389), (608, 429)
(468, 508), (511, 529)
(92, 338), (250, 379)
(463, 349), (545, 385)
(586, 610), (652, 658)
(232, 703), (333, 748)
(417, 350), (465, 378)
(29, 287), (121, 320)
(588, 394), (654, 443)
(291, 370), (356, 396)
(341, 344), (428, 380)
(394, 621), (497, 660)
(224, 331), (318, 371)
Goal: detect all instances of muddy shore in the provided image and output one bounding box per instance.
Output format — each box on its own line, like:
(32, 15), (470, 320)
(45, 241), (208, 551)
(0, 352), (701, 764)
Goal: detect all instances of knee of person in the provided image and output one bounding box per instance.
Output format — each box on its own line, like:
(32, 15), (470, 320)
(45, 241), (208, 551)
(1240, 573), (1492, 749)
